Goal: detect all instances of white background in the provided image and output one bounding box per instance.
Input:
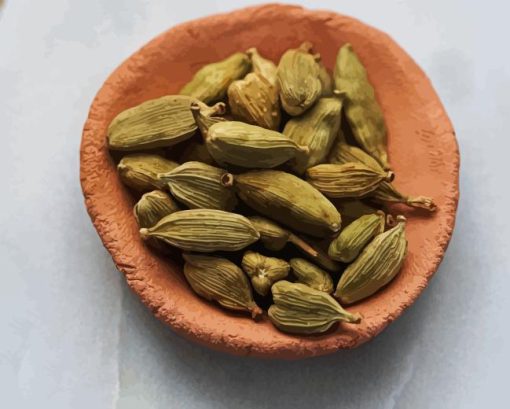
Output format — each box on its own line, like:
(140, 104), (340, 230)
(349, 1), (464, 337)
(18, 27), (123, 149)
(1, 1), (509, 408)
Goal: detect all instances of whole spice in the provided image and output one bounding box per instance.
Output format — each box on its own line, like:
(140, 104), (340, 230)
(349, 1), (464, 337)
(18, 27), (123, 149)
(241, 251), (290, 296)
(139, 209), (259, 252)
(277, 42), (322, 116)
(334, 200), (380, 226)
(158, 161), (238, 211)
(179, 52), (251, 104)
(283, 97), (342, 174)
(183, 253), (262, 319)
(289, 258), (334, 293)
(306, 162), (394, 198)
(227, 72), (281, 130)
(108, 95), (225, 151)
(133, 190), (180, 228)
(117, 154), (178, 193)
(334, 43), (390, 170)
(268, 281), (361, 335)
(179, 140), (216, 165)
(317, 56), (334, 97)
(335, 216), (408, 304)
(328, 140), (383, 172)
(246, 48), (277, 86)
(328, 211), (385, 263)
(227, 170), (341, 237)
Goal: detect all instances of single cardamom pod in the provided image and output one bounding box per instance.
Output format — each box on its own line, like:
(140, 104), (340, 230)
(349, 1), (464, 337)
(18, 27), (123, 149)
(284, 97), (342, 174)
(317, 56), (334, 97)
(179, 140), (216, 165)
(328, 211), (385, 263)
(306, 162), (394, 198)
(333, 43), (389, 169)
(227, 170), (341, 237)
(246, 48), (277, 86)
(334, 200), (381, 226)
(157, 161), (237, 211)
(227, 72), (281, 130)
(133, 190), (180, 228)
(183, 253), (262, 319)
(107, 95), (225, 151)
(277, 42), (322, 116)
(139, 209), (259, 252)
(117, 154), (178, 193)
(289, 258), (334, 293)
(268, 281), (361, 335)
(241, 251), (290, 296)
(329, 141), (437, 211)
(192, 104), (307, 168)
(179, 52), (251, 104)
(334, 216), (408, 304)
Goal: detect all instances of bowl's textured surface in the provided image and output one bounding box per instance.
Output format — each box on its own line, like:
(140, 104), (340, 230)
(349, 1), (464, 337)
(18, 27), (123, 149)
(80, 3), (459, 359)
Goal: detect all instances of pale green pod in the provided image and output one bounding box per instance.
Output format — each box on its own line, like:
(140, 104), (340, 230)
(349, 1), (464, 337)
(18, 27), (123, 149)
(230, 170), (341, 237)
(317, 57), (334, 97)
(268, 281), (361, 335)
(284, 97), (342, 174)
(183, 253), (262, 319)
(117, 154), (178, 193)
(328, 212), (385, 263)
(158, 161), (237, 211)
(289, 258), (334, 293)
(277, 42), (322, 116)
(133, 190), (180, 228)
(139, 209), (259, 252)
(179, 140), (216, 165)
(241, 251), (290, 296)
(328, 140), (383, 172)
(335, 216), (408, 304)
(333, 43), (389, 169)
(179, 52), (251, 104)
(306, 162), (393, 199)
(246, 48), (278, 86)
(108, 95), (225, 151)
(334, 200), (380, 226)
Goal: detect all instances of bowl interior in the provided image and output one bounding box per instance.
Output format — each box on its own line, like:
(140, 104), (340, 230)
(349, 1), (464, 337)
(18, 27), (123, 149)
(80, 4), (458, 358)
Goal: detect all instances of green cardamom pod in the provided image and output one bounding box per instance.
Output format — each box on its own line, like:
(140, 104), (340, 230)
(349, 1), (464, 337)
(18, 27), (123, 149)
(334, 216), (408, 304)
(179, 140), (216, 166)
(333, 43), (389, 169)
(139, 209), (259, 252)
(289, 258), (334, 293)
(328, 211), (385, 263)
(306, 162), (394, 198)
(241, 251), (290, 296)
(268, 281), (361, 335)
(284, 97), (342, 174)
(108, 95), (225, 151)
(317, 56), (334, 97)
(328, 140), (383, 172)
(158, 161), (237, 211)
(192, 104), (307, 168)
(246, 48), (277, 86)
(183, 253), (262, 319)
(117, 154), (178, 193)
(133, 190), (180, 228)
(227, 170), (341, 237)
(179, 52), (251, 104)
(277, 42), (322, 116)
(334, 200), (381, 226)
(227, 72), (281, 130)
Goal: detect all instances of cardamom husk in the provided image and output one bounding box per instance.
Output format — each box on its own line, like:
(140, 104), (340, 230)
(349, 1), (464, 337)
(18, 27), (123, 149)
(241, 251), (290, 296)
(246, 48), (277, 86)
(227, 72), (281, 130)
(139, 209), (259, 252)
(334, 215), (408, 304)
(117, 154), (178, 193)
(133, 190), (180, 228)
(179, 140), (216, 165)
(284, 97), (342, 174)
(277, 42), (322, 116)
(183, 253), (262, 319)
(333, 43), (389, 169)
(179, 52), (251, 104)
(289, 258), (334, 293)
(268, 281), (361, 335)
(306, 162), (394, 198)
(227, 170), (341, 237)
(328, 211), (385, 263)
(107, 95), (225, 151)
(158, 161), (237, 211)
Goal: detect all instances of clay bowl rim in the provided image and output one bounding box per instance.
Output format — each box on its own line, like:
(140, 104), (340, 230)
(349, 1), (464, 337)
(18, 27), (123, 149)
(80, 3), (459, 359)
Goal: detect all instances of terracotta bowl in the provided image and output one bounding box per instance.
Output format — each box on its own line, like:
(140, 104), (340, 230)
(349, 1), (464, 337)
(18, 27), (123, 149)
(80, 4), (459, 359)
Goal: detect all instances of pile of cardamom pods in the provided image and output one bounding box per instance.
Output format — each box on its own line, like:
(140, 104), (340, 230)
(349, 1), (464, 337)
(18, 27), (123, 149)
(107, 42), (436, 335)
